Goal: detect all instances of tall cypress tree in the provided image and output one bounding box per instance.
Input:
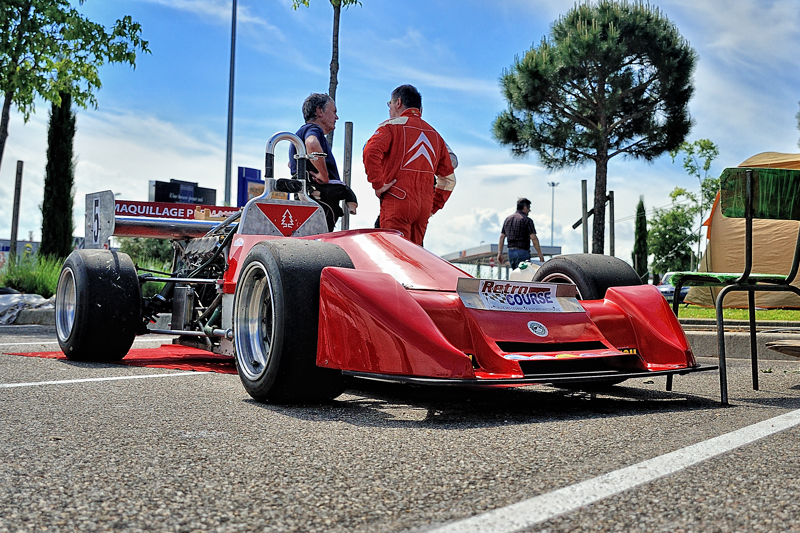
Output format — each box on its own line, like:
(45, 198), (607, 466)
(40, 91), (75, 258)
(632, 196), (648, 281)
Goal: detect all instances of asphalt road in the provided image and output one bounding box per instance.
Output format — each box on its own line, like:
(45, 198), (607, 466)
(3, 324), (800, 532)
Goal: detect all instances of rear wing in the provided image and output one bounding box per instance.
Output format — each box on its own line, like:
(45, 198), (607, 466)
(83, 191), (232, 249)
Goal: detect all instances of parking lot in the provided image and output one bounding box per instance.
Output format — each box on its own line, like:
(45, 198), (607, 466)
(3, 324), (800, 532)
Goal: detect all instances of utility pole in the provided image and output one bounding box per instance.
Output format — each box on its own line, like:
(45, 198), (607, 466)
(547, 181), (559, 246)
(608, 190), (615, 257)
(10, 161), (23, 262)
(342, 122), (353, 230)
(224, 0), (238, 206)
(581, 180), (588, 253)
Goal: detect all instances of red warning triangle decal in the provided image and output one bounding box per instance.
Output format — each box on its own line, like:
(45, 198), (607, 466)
(256, 203), (320, 236)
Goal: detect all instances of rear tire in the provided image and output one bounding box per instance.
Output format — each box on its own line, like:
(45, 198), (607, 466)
(232, 240), (354, 403)
(532, 254), (642, 300)
(56, 250), (141, 362)
(534, 254), (641, 389)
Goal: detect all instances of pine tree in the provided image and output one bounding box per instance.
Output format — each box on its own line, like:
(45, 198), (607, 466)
(40, 91), (75, 259)
(632, 196), (647, 281)
(494, 1), (695, 254)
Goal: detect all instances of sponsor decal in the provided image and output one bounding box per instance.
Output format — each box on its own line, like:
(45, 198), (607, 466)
(527, 321), (548, 337)
(256, 204), (319, 237)
(114, 200), (239, 220)
(478, 280), (563, 313)
(619, 348), (638, 355)
(555, 353), (579, 359)
(504, 354), (552, 360)
(402, 127), (437, 173)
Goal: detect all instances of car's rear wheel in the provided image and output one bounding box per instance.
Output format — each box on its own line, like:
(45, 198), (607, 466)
(56, 250), (141, 362)
(531, 254), (642, 300)
(232, 240), (353, 403)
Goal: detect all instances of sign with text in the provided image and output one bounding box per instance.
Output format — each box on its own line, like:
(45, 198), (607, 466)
(150, 180), (216, 205)
(115, 200), (239, 221)
(456, 278), (583, 313)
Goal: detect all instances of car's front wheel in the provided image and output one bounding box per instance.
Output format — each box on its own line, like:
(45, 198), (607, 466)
(232, 240), (353, 403)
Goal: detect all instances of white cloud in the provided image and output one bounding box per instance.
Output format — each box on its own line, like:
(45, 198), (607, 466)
(136, 0), (280, 32)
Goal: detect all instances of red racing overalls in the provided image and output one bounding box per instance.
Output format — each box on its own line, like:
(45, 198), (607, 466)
(363, 108), (456, 246)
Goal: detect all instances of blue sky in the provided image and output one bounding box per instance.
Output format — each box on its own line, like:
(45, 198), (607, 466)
(2, 0), (799, 262)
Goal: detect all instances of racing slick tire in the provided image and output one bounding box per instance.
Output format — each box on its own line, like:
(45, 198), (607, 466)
(56, 249), (141, 362)
(531, 254), (642, 300)
(232, 240), (354, 403)
(533, 254), (640, 390)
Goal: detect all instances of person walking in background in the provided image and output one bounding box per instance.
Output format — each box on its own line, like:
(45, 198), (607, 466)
(289, 93), (357, 231)
(497, 198), (545, 269)
(363, 84), (456, 246)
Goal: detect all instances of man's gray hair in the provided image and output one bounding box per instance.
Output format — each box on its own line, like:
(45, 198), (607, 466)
(303, 93), (333, 123)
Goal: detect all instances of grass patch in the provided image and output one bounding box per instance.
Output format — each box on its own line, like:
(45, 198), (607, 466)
(676, 304), (800, 321)
(0, 255), (63, 298)
(0, 254), (173, 300)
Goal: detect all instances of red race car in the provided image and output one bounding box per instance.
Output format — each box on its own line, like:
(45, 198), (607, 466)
(55, 132), (716, 403)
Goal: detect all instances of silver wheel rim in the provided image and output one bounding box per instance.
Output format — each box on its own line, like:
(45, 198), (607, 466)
(234, 261), (276, 381)
(55, 267), (77, 342)
(539, 273), (584, 299)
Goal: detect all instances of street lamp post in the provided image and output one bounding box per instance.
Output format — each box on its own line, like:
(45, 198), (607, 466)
(547, 181), (559, 246)
(224, 0), (238, 206)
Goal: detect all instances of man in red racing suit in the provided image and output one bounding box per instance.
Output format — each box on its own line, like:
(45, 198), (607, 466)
(363, 84), (456, 246)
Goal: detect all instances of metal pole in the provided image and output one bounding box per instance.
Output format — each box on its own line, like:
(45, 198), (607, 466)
(547, 181), (559, 246)
(581, 179), (588, 253)
(342, 121), (353, 230)
(223, 0), (237, 206)
(9, 161), (22, 262)
(608, 190), (615, 256)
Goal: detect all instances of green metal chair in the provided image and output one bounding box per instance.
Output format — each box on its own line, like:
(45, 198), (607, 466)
(671, 167), (800, 404)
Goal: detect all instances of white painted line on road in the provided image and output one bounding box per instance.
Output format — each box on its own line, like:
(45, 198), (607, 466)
(431, 408), (800, 533)
(0, 337), (173, 348)
(0, 372), (208, 389)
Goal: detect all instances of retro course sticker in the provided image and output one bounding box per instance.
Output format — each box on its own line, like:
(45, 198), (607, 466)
(477, 280), (563, 313)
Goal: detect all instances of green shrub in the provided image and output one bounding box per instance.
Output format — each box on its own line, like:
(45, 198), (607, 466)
(134, 257), (172, 298)
(0, 255), (63, 298)
(118, 237), (173, 263)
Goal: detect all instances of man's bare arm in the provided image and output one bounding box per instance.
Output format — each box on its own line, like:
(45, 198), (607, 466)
(530, 233), (545, 262)
(304, 136), (328, 184)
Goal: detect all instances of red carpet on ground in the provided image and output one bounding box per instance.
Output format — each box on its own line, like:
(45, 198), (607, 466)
(11, 344), (237, 374)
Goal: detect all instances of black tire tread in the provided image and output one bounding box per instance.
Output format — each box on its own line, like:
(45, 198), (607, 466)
(57, 250), (141, 362)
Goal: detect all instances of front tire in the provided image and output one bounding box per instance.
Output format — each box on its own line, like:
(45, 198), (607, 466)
(532, 254), (642, 300)
(56, 250), (141, 362)
(232, 240), (354, 403)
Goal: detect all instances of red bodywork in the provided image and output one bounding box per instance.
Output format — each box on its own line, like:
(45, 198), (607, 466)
(224, 228), (700, 386)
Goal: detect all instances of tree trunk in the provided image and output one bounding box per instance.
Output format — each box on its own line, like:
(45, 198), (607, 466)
(1, 2), (33, 176)
(0, 91), (12, 176)
(326, 1), (341, 148)
(592, 157), (608, 254)
(40, 92), (76, 259)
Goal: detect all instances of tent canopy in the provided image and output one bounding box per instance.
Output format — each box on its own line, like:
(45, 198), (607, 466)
(685, 155), (800, 308)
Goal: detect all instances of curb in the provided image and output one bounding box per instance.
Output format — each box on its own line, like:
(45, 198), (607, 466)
(14, 308), (55, 326)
